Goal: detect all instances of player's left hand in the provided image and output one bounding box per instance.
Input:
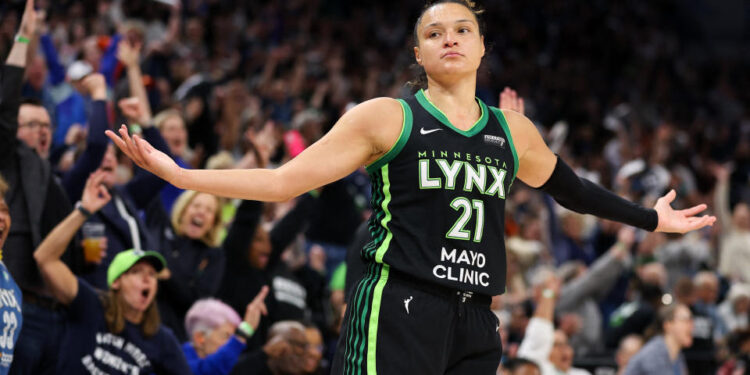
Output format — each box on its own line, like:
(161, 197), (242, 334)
(654, 189), (716, 233)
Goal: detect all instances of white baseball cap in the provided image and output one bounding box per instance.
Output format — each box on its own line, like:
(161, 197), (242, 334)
(67, 60), (94, 81)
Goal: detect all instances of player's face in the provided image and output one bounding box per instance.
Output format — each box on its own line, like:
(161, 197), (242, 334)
(414, 3), (485, 82)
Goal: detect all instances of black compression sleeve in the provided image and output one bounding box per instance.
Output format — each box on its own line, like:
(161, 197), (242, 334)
(538, 156), (659, 231)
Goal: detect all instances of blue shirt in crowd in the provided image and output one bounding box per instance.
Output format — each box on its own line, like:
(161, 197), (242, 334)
(624, 335), (688, 375)
(182, 335), (246, 375)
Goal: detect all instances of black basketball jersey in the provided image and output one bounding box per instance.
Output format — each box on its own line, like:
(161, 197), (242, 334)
(363, 89), (518, 295)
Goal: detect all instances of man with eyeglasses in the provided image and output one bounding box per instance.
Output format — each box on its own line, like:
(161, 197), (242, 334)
(16, 98), (52, 160)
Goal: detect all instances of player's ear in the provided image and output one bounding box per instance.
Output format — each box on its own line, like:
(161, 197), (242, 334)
(414, 46), (422, 65)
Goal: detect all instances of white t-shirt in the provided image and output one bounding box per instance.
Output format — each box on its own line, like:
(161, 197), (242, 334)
(517, 317), (592, 375)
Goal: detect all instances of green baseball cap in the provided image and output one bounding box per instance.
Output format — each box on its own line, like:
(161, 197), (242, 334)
(107, 249), (167, 287)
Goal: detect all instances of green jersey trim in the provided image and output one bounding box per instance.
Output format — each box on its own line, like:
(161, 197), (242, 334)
(374, 165), (393, 263)
(365, 99), (413, 174)
(366, 264), (390, 374)
(489, 107), (519, 183)
(415, 89), (488, 137)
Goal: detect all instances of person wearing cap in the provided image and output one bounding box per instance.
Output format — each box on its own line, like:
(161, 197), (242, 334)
(33, 171), (191, 374)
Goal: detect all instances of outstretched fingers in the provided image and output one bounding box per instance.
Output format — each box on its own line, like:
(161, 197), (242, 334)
(678, 204), (708, 218)
(105, 125), (138, 161)
(682, 215), (716, 233)
(251, 286), (270, 316)
(105, 128), (128, 154)
(108, 125), (151, 168)
(120, 126), (145, 165)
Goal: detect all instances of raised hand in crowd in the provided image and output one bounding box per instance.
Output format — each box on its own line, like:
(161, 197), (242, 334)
(34, 171), (111, 305)
(500, 86), (525, 115)
(6, 0), (37, 67)
(119, 97), (150, 126)
(17, 0), (38, 41)
(80, 73), (107, 100)
(243, 285), (269, 336)
(33, 8), (47, 36)
(709, 162), (732, 184)
(79, 171), (111, 219)
(117, 39), (153, 126)
(116, 39), (142, 69)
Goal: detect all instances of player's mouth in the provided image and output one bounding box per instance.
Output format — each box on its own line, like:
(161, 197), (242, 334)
(441, 51), (464, 58)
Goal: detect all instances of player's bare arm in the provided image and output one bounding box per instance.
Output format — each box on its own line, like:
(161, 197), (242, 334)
(502, 107), (715, 234)
(106, 97), (404, 202)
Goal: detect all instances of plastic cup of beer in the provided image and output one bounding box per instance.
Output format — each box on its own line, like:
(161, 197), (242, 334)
(82, 222), (105, 263)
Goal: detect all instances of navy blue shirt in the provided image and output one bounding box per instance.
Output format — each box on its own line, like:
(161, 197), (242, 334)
(0, 261), (21, 374)
(57, 278), (191, 374)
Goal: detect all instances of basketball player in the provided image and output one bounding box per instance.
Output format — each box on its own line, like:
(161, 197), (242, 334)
(107, 1), (715, 373)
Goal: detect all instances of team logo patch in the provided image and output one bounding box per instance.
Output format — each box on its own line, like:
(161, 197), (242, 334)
(484, 134), (506, 148)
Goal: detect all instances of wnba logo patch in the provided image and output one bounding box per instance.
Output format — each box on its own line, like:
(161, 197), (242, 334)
(483, 135), (506, 148)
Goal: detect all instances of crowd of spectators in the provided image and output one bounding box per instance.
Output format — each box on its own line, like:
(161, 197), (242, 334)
(0, 0), (748, 374)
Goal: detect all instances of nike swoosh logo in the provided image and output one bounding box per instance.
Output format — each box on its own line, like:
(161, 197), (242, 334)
(420, 127), (442, 135)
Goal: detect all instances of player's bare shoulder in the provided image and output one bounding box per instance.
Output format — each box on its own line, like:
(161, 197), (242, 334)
(498, 108), (536, 158)
(342, 97), (405, 164)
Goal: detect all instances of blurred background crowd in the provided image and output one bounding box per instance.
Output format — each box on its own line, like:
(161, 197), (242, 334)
(0, 0), (748, 374)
